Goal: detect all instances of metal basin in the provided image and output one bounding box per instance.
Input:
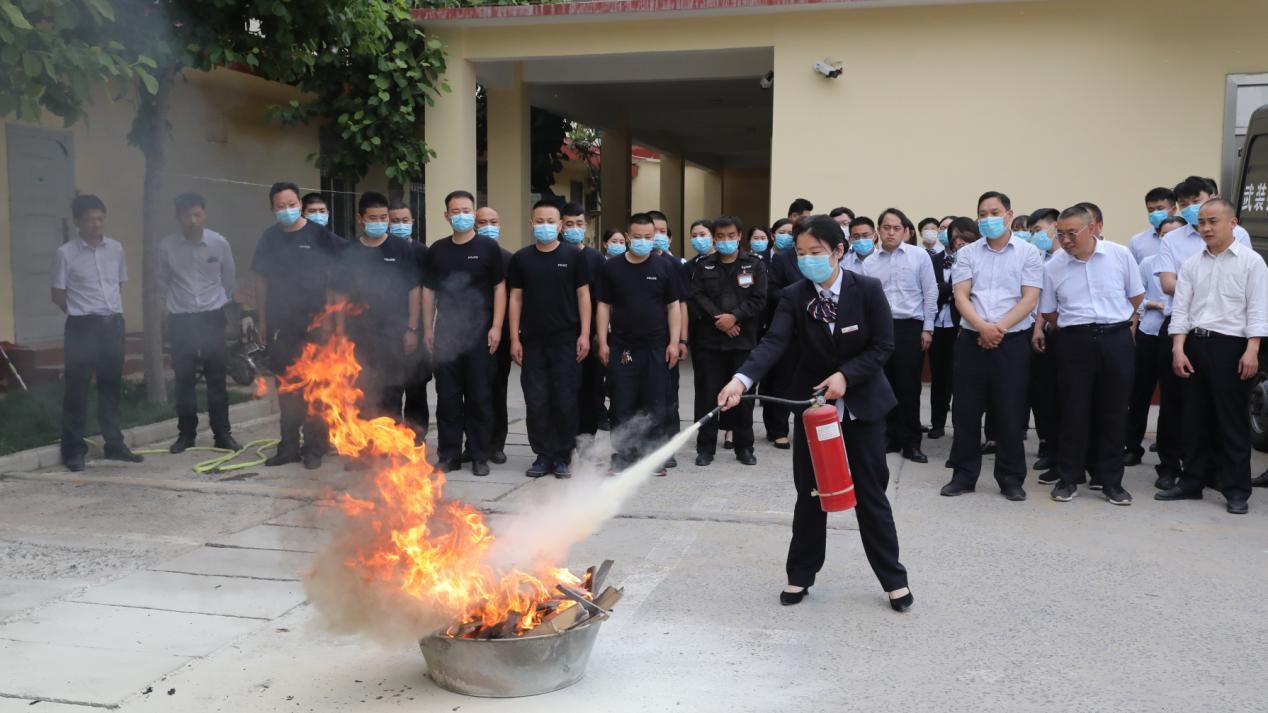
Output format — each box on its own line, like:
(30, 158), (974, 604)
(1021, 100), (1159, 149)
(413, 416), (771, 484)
(419, 614), (607, 697)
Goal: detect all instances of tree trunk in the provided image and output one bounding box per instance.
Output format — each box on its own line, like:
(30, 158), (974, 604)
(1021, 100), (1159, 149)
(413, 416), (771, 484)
(139, 66), (178, 405)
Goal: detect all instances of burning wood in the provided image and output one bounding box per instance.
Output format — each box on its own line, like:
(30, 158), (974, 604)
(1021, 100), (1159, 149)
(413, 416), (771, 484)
(445, 561), (623, 640)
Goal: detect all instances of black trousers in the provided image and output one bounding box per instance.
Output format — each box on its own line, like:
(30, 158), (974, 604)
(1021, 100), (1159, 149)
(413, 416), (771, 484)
(1029, 327), (1059, 452)
(169, 309), (231, 439)
(693, 348), (755, 455)
(61, 314), (126, 459)
(577, 349), (607, 435)
(788, 414), (907, 592)
(608, 340), (670, 466)
(269, 326), (328, 456)
(1125, 330), (1161, 458)
(884, 319), (924, 449)
(1178, 334), (1254, 499)
(435, 338), (495, 463)
(403, 356), (431, 436)
(949, 330), (1031, 488)
(760, 347), (798, 440)
(1054, 326), (1134, 489)
(491, 335), (512, 453)
(1155, 317), (1184, 480)
(664, 362), (682, 439)
(928, 326), (957, 430)
(522, 343), (580, 462)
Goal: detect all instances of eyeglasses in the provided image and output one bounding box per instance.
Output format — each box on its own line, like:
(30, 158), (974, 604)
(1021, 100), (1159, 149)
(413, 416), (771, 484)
(1055, 227), (1086, 240)
(852, 233), (876, 241)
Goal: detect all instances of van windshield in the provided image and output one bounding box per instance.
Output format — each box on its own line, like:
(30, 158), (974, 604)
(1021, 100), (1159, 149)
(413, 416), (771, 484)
(1239, 134), (1268, 245)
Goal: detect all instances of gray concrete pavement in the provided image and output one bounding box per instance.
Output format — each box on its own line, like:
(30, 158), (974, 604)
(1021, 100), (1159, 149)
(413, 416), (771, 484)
(2, 364), (1267, 711)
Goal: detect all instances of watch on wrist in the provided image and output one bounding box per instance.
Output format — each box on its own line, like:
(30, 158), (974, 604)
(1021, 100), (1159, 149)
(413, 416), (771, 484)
(407, 326), (419, 333)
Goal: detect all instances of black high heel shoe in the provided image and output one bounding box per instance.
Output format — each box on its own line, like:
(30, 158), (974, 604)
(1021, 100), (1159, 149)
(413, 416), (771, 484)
(779, 586), (809, 606)
(888, 589), (914, 612)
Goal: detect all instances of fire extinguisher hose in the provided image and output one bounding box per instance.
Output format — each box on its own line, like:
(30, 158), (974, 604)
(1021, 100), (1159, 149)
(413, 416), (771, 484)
(702, 391), (824, 424)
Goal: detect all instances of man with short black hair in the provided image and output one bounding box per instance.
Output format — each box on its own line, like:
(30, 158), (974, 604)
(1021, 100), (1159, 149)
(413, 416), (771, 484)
(52, 194), (143, 471)
(422, 190), (506, 476)
(829, 206), (855, 226)
(597, 213), (682, 475)
(252, 181), (345, 470)
(331, 191), (422, 424)
(844, 217), (877, 273)
(1040, 206), (1143, 506)
(1159, 199), (1267, 514)
(787, 198), (814, 222)
(160, 192), (240, 455)
(508, 200), (592, 478)
(302, 193), (331, 228)
(1129, 187), (1177, 263)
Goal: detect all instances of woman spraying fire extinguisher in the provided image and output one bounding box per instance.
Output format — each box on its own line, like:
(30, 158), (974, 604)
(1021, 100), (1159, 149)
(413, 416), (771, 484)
(717, 214), (912, 611)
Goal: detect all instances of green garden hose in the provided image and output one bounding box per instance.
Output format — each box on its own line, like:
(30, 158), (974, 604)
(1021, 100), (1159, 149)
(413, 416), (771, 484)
(85, 438), (281, 474)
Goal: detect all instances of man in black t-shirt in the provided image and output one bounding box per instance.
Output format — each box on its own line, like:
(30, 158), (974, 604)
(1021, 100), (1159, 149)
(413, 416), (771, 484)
(563, 203), (608, 437)
(251, 181), (345, 470)
(421, 190), (506, 476)
(331, 192), (421, 423)
(597, 213), (682, 474)
(508, 200), (592, 478)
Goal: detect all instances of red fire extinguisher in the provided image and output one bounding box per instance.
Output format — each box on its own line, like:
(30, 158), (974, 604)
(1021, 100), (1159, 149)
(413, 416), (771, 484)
(802, 402), (856, 512)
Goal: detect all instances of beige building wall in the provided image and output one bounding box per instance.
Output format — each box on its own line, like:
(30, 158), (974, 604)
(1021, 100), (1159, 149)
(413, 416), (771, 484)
(721, 166), (771, 235)
(435, 0), (1268, 246)
(630, 158), (661, 215)
(684, 163), (722, 226)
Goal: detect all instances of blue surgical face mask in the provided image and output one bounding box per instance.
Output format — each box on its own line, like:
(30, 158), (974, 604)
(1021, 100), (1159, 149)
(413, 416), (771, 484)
(363, 221), (388, 239)
(533, 223), (559, 243)
(1013, 230), (1031, 242)
(774, 233), (794, 251)
(716, 240), (739, 256)
(476, 225), (500, 240)
(690, 236), (713, 254)
(276, 207), (301, 227)
(797, 255), (835, 284)
(1148, 209), (1170, 230)
(937, 229), (949, 246)
(562, 227), (585, 245)
(629, 238), (654, 257)
(978, 216), (1007, 239)
(606, 242), (627, 257)
(305, 211), (329, 227)
(389, 223), (412, 238)
(852, 238), (875, 257)
(1180, 203), (1202, 226)
(653, 233), (670, 252)
(750, 238), (769, 253)
(450, 212), (476, 233)
(1032, 230), (1053, 252)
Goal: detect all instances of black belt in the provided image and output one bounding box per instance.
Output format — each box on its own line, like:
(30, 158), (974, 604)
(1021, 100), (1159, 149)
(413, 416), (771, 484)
(1061, 320), (1131, 335)
(67, 313), (122, 322)
(1190, 328), (1243, 339)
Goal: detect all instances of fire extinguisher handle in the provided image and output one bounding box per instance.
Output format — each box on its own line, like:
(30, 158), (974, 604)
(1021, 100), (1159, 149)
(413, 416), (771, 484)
(810, 388), (827, 407)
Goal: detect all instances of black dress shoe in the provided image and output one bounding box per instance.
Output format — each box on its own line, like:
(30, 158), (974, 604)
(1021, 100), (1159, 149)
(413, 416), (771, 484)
(772, 439), (791, 450)
(490, 450), (507, 465)
(888, 589), (914, 612)
(214, 435), (241, 452)
(169, 435), (196, 454)
(1001, 484), (1027, 502)
(927, 427), (944, 440)
(736, 449), (757, 466)
(665, 456), (678, 469)
(722, 437), (734, 450)
(460, 450), (472, 464)
(1032, 455), (1051, 471)
(695, 453), (714, 467)
(980, 440), (997, 455)
(1154, 486), (1202, 501)
(265, 450), (301, 467)
(302, 451), (323, 470)
(103, 445), (144, 463)
(779, 586), (809, 606)
(1036, 470), (1060, 485)
(886, 443), (901, 454)
(472, 461), (490, 477)
(1123, 451), (1143, 467)
(1148, 442), (1158, 452)
(1227, 496), (1249, 515)
(65, 454), (85, 472)
(940, 481), (975, 497)
(1251, 471), (1268, 487)
(902, 447), (928, 464)
(439, 458), (462, 473)
(1154, 474), (1177, 490)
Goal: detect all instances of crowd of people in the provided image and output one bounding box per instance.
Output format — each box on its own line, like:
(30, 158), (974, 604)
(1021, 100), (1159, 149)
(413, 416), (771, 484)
(50, 178), (1268, 520)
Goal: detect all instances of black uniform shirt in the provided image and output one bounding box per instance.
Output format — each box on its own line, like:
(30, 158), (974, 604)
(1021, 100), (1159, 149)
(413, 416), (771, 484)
(421, 235), (505, 334)
(689, 253), (768, 351)
(507, 243), (591, 347)
(598, 255), (680, 349)
(333, 236), (421, 336)
(250, 221), (345, 328)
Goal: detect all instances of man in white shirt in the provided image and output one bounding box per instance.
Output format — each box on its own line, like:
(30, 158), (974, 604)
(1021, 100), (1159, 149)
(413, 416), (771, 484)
(942, 191), (1044, 501)
(1157, 199), (1268, 515)
(51, 194), (144, 471)
(1128, 187), (1176, 263)
(866, 208), (937, 463)
(1038, 206), (1144, 506)
(843, 217), (875, 274)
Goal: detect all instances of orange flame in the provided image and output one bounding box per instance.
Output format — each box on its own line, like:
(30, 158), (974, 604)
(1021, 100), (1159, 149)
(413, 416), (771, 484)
(282, 303), (580, 633)
(253, 376), (269, 398)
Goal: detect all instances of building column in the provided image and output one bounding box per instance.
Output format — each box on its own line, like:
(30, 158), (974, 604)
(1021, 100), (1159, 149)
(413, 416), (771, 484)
(599, 128), (631, 237)
(658, 151), (684, 253)
(424, 29), (478, 243)
(486, 62), (531, 248)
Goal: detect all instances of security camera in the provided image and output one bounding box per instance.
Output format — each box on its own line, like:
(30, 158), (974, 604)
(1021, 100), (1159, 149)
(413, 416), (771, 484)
(814, 60), (843, 79)
(759, 70), (774, 90)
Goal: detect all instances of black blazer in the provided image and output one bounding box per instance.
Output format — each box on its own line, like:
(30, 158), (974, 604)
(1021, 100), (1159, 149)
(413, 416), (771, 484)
(739, 270), (897, 422)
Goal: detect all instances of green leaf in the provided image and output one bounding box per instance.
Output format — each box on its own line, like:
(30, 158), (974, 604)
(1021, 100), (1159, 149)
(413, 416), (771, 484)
(136, 67), (158, 95)
(0, 0), (32, 30)
(137, 54), (158, 69)
(82, 0), (115, 22)
(426, 37), (442, 51)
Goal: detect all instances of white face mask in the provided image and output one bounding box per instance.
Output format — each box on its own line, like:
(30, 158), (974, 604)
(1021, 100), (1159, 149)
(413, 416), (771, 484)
(921, 229), (939, 244)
